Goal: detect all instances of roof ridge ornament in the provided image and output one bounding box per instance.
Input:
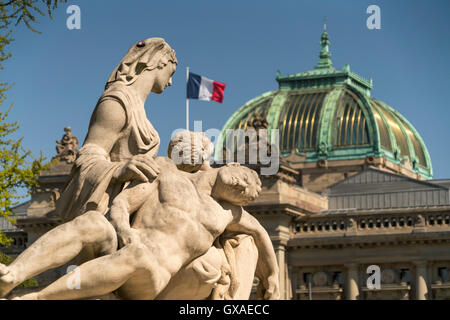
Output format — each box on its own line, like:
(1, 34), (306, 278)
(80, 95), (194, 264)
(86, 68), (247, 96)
(315, 24), (333, 70)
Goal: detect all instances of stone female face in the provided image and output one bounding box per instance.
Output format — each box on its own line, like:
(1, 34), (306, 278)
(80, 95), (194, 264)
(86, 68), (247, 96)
(151, 61), (177, 94)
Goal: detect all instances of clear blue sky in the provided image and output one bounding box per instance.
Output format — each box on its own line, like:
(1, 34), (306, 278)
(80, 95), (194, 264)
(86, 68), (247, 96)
(3, 0), (450, 179)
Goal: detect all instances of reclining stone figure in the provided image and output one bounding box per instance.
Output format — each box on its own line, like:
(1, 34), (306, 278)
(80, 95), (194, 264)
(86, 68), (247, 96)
(0, 157), (279, 300)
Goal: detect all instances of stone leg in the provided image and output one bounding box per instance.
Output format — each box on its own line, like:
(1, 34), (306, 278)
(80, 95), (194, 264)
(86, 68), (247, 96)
(156, 235), (258, 300)
(227, 235), (258, 299)
(16, 243), (171, 300)
(0, 210), (117, 297)
(156, 246), (223, 300)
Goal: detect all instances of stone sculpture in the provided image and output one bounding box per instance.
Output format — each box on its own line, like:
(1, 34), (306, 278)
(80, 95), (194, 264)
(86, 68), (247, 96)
(0, 38), (279, 300)
(54, 126), (79, 164)
(163, 131), (265, 300)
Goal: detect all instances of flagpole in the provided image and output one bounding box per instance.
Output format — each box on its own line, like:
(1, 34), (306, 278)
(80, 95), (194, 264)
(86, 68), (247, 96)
(186, 66), (189, 131)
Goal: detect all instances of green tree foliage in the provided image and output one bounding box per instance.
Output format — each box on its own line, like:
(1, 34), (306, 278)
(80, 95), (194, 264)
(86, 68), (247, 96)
(0, 0), (66, 245)
(0, 0), (68, 68)
(0, 105), (49, 245)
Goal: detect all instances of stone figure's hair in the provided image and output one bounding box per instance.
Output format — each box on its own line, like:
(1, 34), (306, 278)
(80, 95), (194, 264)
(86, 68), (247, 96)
(168, 130), (214, 173)
(105, 37), (178, 89)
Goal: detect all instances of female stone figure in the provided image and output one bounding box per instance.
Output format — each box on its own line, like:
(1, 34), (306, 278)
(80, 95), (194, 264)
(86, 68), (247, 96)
(57, 37), (177, 222)
(0, 38), (177, 296)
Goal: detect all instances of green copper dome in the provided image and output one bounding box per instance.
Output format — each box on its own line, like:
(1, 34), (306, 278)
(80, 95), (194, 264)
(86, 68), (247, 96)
(216, 30), (432, 179)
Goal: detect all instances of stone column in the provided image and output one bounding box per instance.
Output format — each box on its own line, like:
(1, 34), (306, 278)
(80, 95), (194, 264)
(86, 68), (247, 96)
(345, 263), (359, 300)
(273, 240), (287, 299)
(414, 261), (428, 300)
(287, 265), (295, 300)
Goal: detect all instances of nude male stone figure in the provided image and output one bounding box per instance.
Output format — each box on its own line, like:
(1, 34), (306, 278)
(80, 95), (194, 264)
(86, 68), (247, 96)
(156, 130), (262, 300)
(160, 130), (261, 300)
(12, 158), (279, 300)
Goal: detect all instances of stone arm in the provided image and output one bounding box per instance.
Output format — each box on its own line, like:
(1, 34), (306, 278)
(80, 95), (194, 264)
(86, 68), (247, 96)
(84, 99), (160, 184)
(223, 203), (280, 300)
(83, 99), (124, 156)
(108, 182), (155, 247)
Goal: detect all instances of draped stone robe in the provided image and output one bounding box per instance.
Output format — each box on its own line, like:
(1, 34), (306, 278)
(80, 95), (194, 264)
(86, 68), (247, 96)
(55, 84), (160, 222)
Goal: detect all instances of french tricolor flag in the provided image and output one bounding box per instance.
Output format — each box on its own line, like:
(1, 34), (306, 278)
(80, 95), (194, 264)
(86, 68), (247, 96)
(187, 72), (226, 103)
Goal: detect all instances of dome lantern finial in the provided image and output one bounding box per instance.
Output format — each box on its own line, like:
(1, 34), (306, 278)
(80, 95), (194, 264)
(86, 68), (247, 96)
(315, 22), (333, 70)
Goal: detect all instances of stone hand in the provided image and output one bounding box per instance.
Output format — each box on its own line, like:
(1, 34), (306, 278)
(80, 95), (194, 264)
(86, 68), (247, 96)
(0, 263), (9, 277)
(0, 264), (15, 298)
(257, 273), (280, 300)
(114, 154), (160, 183)
(117, 228), (141, 248)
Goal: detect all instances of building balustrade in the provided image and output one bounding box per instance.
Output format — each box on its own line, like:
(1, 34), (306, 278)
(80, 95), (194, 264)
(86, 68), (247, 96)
(426, 214), (450, 227)
(292, 264), (450, 300)
(295, 269), (344, 300)
(293, 210), (450, 236)
(431, 266), (450, 299)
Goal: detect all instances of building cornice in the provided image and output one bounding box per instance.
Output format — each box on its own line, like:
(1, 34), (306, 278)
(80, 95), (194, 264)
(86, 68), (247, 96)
(246, 203), (309, 217)
(16, 216), (61, 230)
(306, 205), (450, 219)
(288, 230), (450, 249)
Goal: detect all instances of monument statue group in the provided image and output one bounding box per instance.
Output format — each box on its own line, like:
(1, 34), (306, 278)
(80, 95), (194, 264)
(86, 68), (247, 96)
(0, 38), (280, 300)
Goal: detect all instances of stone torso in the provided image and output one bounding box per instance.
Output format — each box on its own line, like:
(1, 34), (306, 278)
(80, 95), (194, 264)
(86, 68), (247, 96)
(99, 84), (160, 162)
(131, 158), (233, 271)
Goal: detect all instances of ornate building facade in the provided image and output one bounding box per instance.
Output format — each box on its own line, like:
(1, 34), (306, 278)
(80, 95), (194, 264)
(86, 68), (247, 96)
(1, 30), (449, 300)
(216, 29), (450, 300)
